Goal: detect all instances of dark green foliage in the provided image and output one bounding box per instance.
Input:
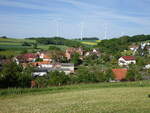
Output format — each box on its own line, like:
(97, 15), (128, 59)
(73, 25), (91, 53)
(0, 62), (32, 88)
(0, 36), (7, 39)
(34, 71), (70, 87)
(126, 65), (142, 81)
(82, 37), (99, 40)
(21, 49), (28, 54)
(35, 76), (49, 88)
(35, 58), (43, 62)
(74, 66), (114, 83)
(97, 35), (150, 54)
(48, 71), (70, 86)
(22, 42), (31, 46)
(28, 37), (82, 47)
(71, 53), (82, 66)
(33, 43), (37, 49)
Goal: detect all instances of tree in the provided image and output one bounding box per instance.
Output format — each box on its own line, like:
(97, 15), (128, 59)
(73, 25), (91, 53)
(22, 42), (31, 46)
(0, 62), (33, 88)
(48, 71), (70, 86)
(126, 65), (142, 81)
(33, 43), (37, 49)
(71, 53), (82, 66)
(121, 50), (133, 56)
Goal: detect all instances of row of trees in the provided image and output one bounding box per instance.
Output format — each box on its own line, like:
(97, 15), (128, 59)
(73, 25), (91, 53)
(27, 37), (83, 47)
(0, 61), (143, 88)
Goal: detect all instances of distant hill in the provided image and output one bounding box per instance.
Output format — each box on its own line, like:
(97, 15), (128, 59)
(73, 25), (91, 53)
(97, 34), (150, 54)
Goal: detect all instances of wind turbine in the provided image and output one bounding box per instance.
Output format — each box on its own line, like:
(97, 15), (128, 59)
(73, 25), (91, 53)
(80, 22), (84, 40)
(56, 20), (60, 37)
(104, 23), (108, 39)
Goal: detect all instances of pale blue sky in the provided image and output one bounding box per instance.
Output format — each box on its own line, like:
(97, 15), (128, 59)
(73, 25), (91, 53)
(0, 0), (150, 39)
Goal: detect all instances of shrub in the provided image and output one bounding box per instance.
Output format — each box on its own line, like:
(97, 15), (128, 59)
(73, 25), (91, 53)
(0, 62), (32, 88)
(35, 76), (49, 88)
(48, 71), (70, 86)
(22, 42), (31, 46)
(126, 65), (142, 81)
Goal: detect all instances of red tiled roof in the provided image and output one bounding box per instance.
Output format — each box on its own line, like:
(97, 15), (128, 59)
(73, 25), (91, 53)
(122, 56), (135, 61)
(23, 53), (38, 58)
(112, 69), (128, 80)
(17, 53), (38, 59)
(31, 61), (51, 66)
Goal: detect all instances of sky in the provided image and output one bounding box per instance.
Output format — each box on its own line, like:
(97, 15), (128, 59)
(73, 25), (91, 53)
(0, 0), (150, 39)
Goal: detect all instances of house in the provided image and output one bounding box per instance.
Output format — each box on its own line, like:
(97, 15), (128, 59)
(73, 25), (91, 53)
(50, 63), (74, 74)
(61, 63), (74, 73)
(38, 52), (52, 62)
(112, 69), (128, 81)
(85, 49), (100, 57)
(144, 64), (150, 69)
(129, 45), (139, 51)
(16, 53), (38, 63)
(65, 47), (84, 60)
(31, 61), (52, 68)
(145, 46), (150, 54)
(32, 68), (48, 77)
(118, 56), (136, 66)
(32, 63), (74, 76)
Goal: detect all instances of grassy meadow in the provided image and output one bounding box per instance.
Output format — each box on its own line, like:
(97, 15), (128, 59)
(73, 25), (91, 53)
(0, 38), (68, 57)
(0, 81), (150, 113)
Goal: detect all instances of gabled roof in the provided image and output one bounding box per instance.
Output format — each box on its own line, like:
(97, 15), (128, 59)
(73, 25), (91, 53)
(121, 56), (135, 61)
(112, 69), (128, 80)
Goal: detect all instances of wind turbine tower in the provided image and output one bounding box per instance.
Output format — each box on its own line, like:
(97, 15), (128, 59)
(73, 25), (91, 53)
(80, 22), (84, 40)
(104, 24), (108, 39)
(56, 19), (61, 37)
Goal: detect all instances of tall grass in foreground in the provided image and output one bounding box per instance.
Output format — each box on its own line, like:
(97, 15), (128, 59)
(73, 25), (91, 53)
(0, 80), (150, 96)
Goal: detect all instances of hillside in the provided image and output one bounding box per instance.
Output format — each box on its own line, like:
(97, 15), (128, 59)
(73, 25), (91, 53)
(0, 81), (150, 113)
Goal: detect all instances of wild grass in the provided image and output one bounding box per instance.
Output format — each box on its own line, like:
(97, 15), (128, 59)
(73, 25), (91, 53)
(0, 81), (150, 113)
(0, 81), (150, 97)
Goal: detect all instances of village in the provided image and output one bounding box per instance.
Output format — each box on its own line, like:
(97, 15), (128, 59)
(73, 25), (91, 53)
(2, 41), (148, 82)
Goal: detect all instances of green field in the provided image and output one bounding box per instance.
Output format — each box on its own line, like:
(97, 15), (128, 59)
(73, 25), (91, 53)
(0, 38), (68, 57)
(0, 81), (150, 113)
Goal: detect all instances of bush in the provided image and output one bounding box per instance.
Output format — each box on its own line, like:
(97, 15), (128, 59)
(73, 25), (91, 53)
(35, 76), (49, 88)
(48, 71), (70, 86)
(0, 62), (33, 88)
(22, 42), (31, 46)
(35, 58), (43, 62)
(126, 65), (142, 81)
(74, 66), (114, 83)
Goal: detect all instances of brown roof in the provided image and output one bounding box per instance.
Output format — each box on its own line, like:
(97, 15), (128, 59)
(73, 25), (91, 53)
(17, 53), (38, 59)
(122, 56), (135, 61)
(112, 69), (128, 80)
(129, 45), (139, 48)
